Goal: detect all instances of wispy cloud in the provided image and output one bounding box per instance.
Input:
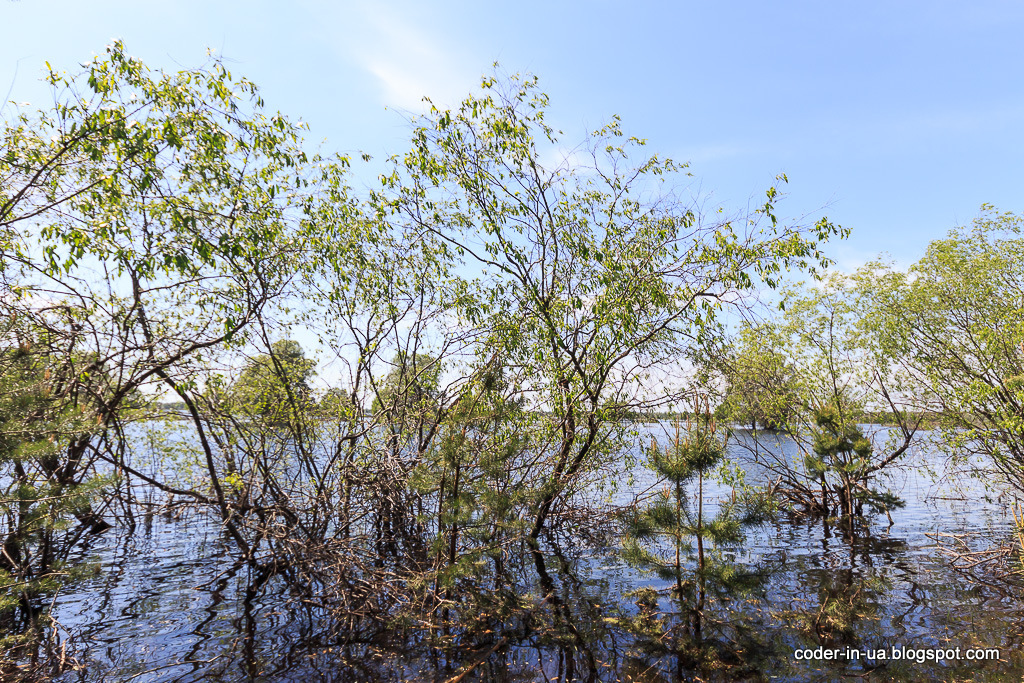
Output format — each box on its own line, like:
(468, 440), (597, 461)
(337, 3), (478, 112)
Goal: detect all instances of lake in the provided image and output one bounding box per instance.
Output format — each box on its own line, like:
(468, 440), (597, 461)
(31, 425), (1024, 682)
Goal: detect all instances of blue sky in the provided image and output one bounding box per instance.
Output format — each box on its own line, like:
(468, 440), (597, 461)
(4, 0), (1024, 271)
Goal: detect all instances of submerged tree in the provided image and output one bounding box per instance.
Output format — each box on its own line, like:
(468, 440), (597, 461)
(804, 405), (904, 523)
(866, 206), (1024, 493)
(720, 275), (919, 526)
(380, 71), (845, 560)
(0, 324), (116, 665)
(0, 42), (314, 665)
(620, 400), (767, 671)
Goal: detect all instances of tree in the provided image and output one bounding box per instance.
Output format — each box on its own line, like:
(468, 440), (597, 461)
(804, 405), (903, 521)
(729, 275), (918, 525)
(0, 322), (116, 657)
(380, 72), (845, 554)
(718, 324), (800, 431)
(230, 339), (316, 422)
(0, 41), (312, 621)
(620, 401), (768, 670)
(866, 206), (1024, 492)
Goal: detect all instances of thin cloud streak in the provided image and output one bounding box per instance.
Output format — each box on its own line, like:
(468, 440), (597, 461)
(338, 3), (479, 112)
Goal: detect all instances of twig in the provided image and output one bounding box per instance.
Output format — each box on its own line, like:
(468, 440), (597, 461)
(443, 637), (510, 683)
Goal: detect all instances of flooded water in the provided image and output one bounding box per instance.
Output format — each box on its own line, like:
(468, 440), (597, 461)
(29, 426), (1024, 682)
